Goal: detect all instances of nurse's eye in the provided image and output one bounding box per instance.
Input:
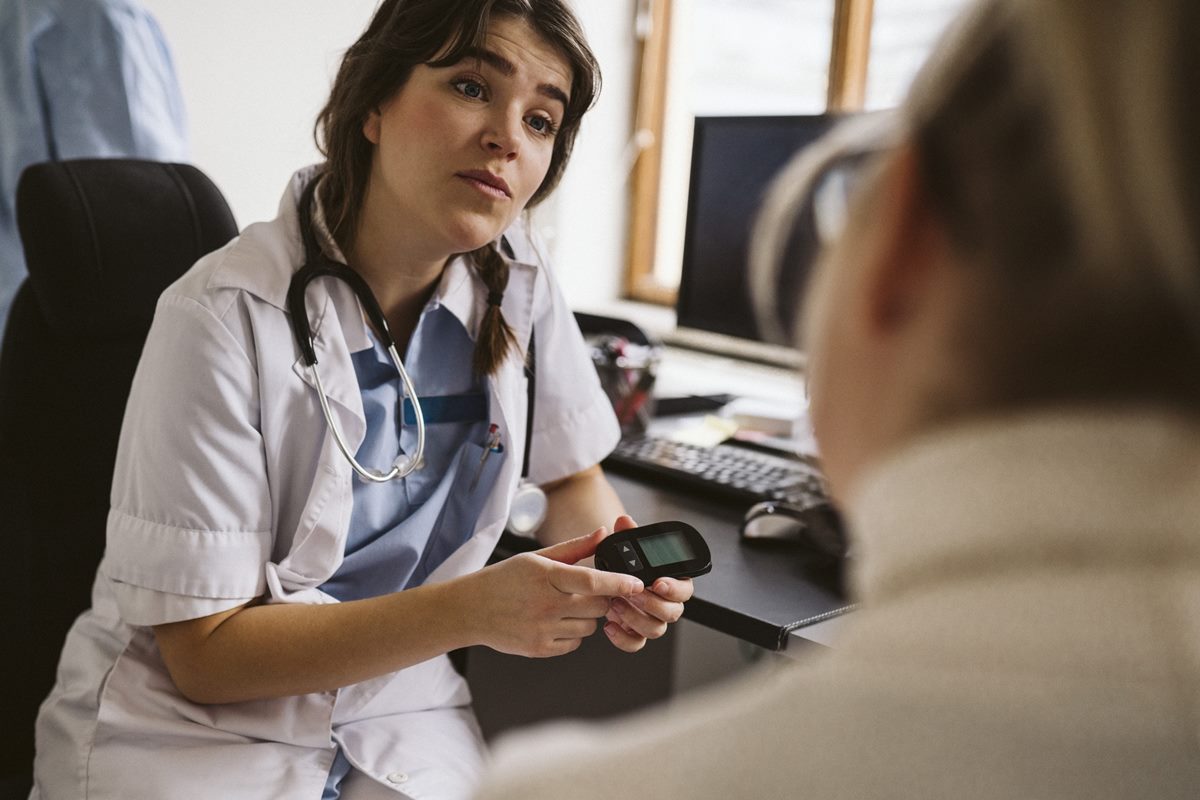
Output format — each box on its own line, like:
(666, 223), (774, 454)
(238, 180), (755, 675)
(452, 78), (488, 101)
(526, 114), (559, 138)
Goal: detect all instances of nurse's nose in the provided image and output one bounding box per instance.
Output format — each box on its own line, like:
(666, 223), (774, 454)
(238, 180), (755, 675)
(482, 109), (521, 161)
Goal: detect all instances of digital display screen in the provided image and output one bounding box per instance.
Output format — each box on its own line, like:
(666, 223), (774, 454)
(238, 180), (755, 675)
(639, 531), (697, 567)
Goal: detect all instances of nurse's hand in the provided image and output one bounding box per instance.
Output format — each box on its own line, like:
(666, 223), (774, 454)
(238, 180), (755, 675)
(602, 515), (694, 653)
(469, 529), (644, 659)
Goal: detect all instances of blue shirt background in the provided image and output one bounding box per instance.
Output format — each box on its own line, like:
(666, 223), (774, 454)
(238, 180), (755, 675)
(0, 0), (188, 337)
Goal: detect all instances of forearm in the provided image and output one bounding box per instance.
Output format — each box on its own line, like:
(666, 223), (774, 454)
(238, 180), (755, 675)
(154, 574), (481, 705)
(536, 465), (625, 547)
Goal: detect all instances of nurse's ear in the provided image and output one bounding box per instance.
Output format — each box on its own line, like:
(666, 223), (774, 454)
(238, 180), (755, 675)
(363, 108), (382, 145)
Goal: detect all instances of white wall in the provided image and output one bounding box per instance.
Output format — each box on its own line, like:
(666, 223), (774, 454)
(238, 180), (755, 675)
(140, 0), (379, 228)
(535, 0), (637, 308)
(140, 0), (635, 308)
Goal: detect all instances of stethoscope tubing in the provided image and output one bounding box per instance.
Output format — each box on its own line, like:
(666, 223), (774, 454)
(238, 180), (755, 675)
(292, 177), (547, 535)
(309, 340), (426, 483)
(291, 178), (426, 483)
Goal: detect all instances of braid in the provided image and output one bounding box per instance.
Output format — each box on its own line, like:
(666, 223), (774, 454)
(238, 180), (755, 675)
(470, 241), (518, 376)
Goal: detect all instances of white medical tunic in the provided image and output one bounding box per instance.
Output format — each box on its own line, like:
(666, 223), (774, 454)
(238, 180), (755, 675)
(30, 168), (620, 800)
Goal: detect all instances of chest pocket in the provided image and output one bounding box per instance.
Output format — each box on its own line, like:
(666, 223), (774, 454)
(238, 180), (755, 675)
(410, 440), (507, 586)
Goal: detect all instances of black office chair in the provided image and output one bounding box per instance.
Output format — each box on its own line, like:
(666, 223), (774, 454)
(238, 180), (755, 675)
(0, 159), (237, 797)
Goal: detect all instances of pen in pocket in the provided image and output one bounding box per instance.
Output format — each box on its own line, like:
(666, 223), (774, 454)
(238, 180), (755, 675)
(470, 424), (503, 491)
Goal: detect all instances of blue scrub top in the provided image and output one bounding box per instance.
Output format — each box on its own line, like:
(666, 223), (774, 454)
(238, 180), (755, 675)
(319, 299), (503, 600)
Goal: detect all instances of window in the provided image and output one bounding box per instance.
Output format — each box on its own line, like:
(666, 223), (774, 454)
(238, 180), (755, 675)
(627, 0), (969, 305)
(865, 0), (969, 109)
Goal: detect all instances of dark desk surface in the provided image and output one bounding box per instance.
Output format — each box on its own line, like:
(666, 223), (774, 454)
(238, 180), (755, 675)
(607, 473), (855, 652)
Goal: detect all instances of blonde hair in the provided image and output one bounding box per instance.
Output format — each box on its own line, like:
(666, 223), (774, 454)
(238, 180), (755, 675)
(755, 0), (1200, 409)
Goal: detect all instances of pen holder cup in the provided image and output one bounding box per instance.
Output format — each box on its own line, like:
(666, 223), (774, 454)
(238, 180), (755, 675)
(589, 336), (660, 436)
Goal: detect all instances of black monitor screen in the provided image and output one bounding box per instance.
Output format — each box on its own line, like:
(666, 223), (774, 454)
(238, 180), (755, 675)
(677, 115), (838, 343)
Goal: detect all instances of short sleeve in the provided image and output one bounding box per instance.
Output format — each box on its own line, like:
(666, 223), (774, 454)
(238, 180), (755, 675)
(102, 293), (272, 626)
(526, 262), (620, 485)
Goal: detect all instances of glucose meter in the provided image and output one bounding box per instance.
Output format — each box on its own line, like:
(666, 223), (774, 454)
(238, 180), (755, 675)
(594, 521), (712, 583)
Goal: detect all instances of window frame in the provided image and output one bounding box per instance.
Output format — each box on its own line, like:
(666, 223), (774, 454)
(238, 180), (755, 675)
(623, 0), (876, 305)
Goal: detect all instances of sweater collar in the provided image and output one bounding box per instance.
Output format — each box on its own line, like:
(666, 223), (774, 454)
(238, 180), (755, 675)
(845, 408), (1200, 604)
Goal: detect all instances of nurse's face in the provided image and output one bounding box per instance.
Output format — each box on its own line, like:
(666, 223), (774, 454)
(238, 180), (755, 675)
(361, 15), (572, 257)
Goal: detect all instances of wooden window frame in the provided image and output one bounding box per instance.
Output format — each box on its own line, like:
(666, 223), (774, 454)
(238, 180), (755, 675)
(624, 0), (875, 305)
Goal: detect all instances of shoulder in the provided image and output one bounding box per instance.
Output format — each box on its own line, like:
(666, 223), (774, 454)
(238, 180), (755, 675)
(480, 665), (822, 800)
(152, 212), (299, 365)
(167, 210), (298, 307)
(156, 238), (244, 329)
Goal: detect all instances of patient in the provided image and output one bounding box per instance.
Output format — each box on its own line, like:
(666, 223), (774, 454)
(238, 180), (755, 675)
(475, 0), (1200, 796)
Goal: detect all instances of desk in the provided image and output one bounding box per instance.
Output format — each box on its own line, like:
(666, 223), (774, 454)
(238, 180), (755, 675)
(607, 473), (854, 652)
(468, 343), (854, 737)
(469, 470), (854, 740)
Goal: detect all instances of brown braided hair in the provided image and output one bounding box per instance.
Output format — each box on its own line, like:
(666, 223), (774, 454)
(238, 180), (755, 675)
(471, 241), (517, 376)
(314, 0), (600, 375)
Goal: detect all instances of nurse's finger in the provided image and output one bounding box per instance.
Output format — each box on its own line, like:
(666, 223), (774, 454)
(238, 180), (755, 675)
(563, 594), (613, 619)
(624, 591), (684, 624)
(536, 528), (607, 566)
(553, 617), (600, 640)
(603, 619), (646, 653)
(610, 597), (668, 640)
(612, 514), (638, 532)
(646, 576), (694, 603)
(549, 563), (642, 598)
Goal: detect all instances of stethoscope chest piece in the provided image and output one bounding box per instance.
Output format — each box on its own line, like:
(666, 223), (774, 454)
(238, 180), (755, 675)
(506, 480), (548, 536)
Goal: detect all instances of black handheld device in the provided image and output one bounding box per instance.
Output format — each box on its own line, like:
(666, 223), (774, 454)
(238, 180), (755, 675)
(594, 521), (712, 583)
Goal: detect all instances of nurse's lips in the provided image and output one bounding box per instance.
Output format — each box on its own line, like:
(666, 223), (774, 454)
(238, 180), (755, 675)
(456, 170), (511, 199)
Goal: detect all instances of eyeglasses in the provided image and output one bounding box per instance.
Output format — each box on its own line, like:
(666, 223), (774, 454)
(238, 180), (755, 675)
(811, 149), (884, 249)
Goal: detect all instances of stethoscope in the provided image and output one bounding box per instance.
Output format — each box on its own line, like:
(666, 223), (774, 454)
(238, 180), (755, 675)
(286, 179), (547, 534)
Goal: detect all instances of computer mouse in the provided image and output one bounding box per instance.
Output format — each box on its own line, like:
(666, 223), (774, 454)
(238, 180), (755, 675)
(740, 500), (848, 560)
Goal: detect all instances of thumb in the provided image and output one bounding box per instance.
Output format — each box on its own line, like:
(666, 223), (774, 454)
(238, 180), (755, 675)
(536, 527), (608, 566)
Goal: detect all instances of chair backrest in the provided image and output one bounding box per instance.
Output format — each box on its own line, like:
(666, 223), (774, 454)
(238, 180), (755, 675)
(0, 159), (237, 791)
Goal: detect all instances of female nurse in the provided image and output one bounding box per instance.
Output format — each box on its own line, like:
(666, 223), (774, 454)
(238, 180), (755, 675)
(31, 1), (692, 798)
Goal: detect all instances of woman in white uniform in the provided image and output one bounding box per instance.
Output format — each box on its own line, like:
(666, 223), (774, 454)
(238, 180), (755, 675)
(30, 1), (692, 798)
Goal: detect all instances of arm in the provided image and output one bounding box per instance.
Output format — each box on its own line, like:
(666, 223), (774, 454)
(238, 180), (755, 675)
(536, 464), (625, 547)
(154, 532), (644, 705)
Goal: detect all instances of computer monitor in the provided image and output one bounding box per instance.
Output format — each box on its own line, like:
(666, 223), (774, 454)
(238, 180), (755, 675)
(675, 115), (839, 354)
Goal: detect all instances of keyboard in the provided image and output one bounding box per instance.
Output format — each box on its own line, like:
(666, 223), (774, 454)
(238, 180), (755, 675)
(605, 433), (831, 509)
